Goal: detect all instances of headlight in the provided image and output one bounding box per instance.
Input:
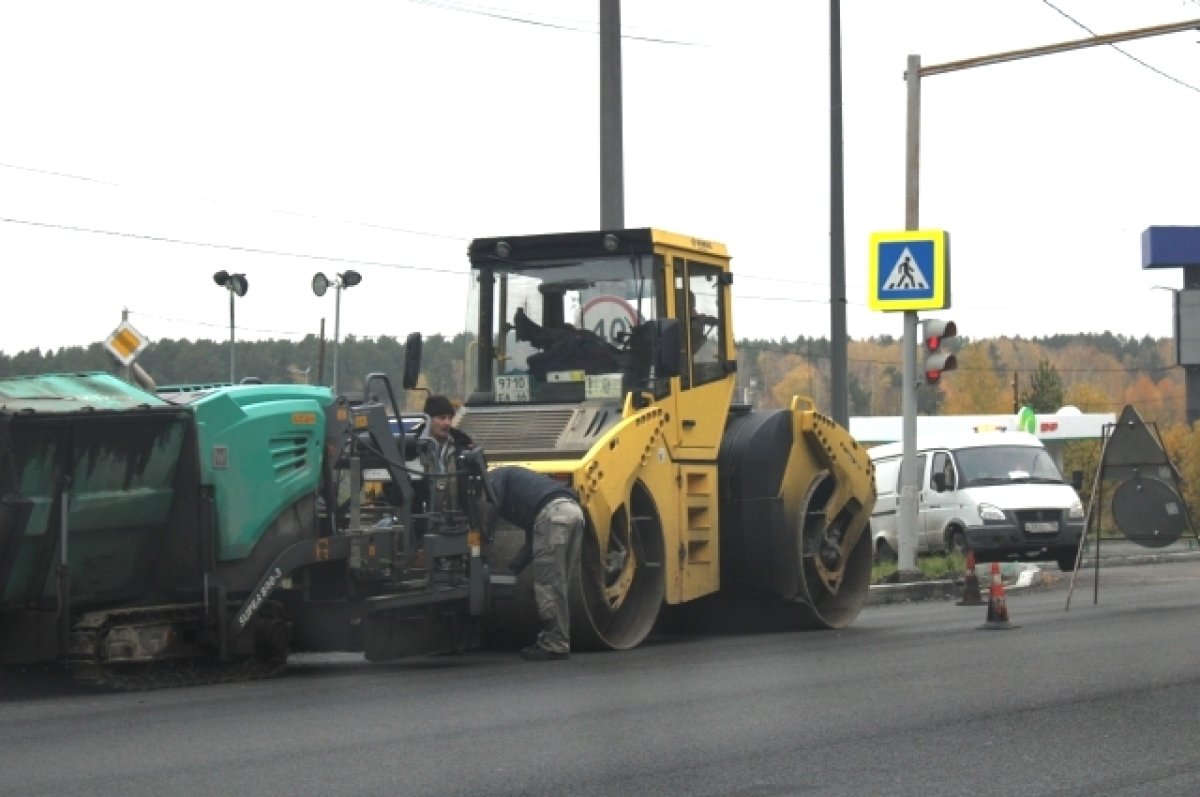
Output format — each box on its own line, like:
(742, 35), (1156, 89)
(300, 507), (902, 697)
(978, 502), (1007, 522)
(1069, 500), (1085, 520)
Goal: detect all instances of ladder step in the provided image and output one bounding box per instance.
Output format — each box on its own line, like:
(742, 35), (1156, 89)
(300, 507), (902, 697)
(489, 573), (518, 599)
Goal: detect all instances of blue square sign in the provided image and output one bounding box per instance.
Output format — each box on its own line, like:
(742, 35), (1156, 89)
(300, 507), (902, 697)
(868, 230), (950, 311)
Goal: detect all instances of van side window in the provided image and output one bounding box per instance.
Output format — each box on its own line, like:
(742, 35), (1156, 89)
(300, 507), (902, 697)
(872, 452), (926, 495)
(874, 458), (901, 496)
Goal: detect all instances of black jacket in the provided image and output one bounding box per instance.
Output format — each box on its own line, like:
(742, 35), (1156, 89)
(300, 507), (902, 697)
(487, 466), (577, 532)
(447, 427), (474, 449)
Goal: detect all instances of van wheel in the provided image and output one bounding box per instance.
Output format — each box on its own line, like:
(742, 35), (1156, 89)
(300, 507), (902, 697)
(875, 539), (897, 564)
(1055, 547), (1079, 572)
(948, 529), (968, 555)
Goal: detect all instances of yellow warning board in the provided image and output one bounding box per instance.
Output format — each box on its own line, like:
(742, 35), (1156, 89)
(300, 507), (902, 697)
(104, 321), (149, 366)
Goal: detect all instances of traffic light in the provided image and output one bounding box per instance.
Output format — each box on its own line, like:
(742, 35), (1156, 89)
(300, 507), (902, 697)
(921, 318), (957, 385)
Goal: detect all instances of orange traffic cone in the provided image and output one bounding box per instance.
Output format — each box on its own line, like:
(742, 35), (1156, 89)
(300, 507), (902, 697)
(979, 562), (1017, 630)
(956, 549), (983, 606)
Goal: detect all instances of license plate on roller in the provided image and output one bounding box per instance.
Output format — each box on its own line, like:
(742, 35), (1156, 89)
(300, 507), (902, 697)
(1025, 521), (1058, 533)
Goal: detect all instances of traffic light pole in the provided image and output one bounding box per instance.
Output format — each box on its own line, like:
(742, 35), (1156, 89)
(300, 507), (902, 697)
(895, 18), (1200, 577)
(899, 309), (919, 574)
(895, 56), (922, 577)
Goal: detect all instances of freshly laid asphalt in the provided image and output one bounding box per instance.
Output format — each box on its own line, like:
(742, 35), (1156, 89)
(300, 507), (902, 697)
(866, 537), (1200, 605)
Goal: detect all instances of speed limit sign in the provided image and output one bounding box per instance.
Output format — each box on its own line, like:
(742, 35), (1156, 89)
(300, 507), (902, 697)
(581, 295), (638, 346)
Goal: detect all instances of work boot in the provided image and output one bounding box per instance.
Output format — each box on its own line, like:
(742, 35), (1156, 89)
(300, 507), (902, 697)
(520, 644), (569, 662)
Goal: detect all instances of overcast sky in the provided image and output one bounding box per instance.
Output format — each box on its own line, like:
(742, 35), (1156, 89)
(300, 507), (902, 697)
(3, 0), (1200, 356)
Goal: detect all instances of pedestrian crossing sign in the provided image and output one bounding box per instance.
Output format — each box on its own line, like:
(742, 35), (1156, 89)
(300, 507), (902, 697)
(869, 229), (950, 311)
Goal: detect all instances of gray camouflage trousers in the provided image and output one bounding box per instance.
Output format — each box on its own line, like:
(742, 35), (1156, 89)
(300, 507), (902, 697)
(532, 497), (584, 654)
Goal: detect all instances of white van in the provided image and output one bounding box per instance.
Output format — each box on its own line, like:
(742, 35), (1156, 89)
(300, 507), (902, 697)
(868, 431), (1086, 571)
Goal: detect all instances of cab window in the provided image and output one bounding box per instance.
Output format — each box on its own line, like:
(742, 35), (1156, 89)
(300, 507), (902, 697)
(673, 259), (726, 389)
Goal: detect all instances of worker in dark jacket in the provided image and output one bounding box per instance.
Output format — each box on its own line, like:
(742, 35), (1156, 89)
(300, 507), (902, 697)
(487, 466), (584, 661)
(421, 394), (474, 514)
(423, 394), (474, 467)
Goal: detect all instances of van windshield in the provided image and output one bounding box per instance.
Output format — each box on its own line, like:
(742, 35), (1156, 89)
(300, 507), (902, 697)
(955, 445), (1063, 486)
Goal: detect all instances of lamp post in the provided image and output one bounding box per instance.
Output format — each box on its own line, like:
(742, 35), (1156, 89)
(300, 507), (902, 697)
(212, 271), (248, 383)
(893, 16), (1200, 577)
(312, 270), (362, 395)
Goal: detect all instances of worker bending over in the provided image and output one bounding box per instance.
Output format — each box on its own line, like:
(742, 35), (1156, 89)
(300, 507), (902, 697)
(487, 466), (584, 661)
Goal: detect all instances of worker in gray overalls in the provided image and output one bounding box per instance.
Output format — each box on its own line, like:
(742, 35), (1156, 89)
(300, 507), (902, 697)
(487, 466), (584, 661)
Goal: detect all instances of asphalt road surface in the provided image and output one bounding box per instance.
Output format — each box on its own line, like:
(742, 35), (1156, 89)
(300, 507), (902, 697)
(3, 560), (1199, 797)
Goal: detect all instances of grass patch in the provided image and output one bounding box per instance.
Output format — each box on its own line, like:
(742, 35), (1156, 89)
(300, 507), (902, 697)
(871, 552), (967, 584)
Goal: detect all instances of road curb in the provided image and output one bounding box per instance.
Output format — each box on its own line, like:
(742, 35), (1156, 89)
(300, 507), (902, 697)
(1077, 550), (1200, 568)
(867, 579), (959, 605)
(866, 550), (1200, 605)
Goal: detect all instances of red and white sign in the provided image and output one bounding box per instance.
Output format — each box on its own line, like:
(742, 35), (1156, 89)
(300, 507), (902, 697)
(581, 295), (638, 346)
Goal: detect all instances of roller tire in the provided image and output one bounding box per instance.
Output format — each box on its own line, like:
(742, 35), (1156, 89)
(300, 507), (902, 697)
(482, 485), (665, 652)
(794, 521), (874, 631)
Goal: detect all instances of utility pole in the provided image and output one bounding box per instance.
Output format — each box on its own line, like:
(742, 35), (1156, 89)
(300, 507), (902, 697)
(599, 0), (624, 229)
(828, 0), (848, 426)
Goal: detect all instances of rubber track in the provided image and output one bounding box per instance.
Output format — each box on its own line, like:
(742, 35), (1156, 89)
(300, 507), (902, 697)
(69, 603), (289, 692)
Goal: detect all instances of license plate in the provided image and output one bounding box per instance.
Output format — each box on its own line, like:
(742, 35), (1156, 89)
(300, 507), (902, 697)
(585, 373), (623, 399)
(1025, 521), (1058, 533)
(495, 375), (530, 403)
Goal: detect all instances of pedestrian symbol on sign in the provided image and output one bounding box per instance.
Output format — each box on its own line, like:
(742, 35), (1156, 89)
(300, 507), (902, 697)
(884, 248), (929, 291)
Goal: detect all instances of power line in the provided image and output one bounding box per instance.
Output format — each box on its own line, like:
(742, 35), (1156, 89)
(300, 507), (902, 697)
(0, 216), (468, 276)
(737, 340), (1178, 373)
(0, 211), (848, 307)
(0, 161), (115, 185)
(0, 211), (884, 314)
(407, 0), (704, 46)
(126, 309), (317, 340)
(0, 161), (471, 243)
(1039, 0), (1200, 92)
(0, 158), (838, 293)
(736, 293), (828, 304)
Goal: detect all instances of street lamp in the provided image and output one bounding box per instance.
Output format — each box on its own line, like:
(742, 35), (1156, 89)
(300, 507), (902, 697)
(312, 270), (362, 395)
(213, 270), (248, 383)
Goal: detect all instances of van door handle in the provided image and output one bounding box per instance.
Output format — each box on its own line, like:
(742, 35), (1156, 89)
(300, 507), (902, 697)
(683, 419), (696, 429)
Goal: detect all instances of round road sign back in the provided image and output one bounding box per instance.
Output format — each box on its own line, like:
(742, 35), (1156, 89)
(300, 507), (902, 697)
(1111, 477), (1187, 548)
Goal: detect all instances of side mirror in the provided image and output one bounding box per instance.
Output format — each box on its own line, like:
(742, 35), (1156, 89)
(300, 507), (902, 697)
(932, 472), (947, 492)
(1071, 470), (1084, 491)
(403, 332), (423, 390)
